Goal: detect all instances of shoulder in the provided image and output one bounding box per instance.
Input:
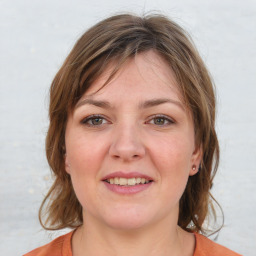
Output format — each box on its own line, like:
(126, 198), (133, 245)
(194, 233), (242, 256)
(23, 231), (73, 256)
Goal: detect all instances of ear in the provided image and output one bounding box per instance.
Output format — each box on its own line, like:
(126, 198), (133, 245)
(64, 154), (71, 174)
(189, 144), (203, 176)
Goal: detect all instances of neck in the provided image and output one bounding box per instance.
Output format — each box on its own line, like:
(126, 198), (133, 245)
(72, 212), (195, 256)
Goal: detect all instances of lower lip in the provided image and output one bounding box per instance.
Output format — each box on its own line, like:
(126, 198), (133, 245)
(103, 181), (153, 194)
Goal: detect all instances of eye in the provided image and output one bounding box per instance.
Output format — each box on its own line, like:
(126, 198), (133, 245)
(147, 115), (174, 126)
(81, 115), (108, 126)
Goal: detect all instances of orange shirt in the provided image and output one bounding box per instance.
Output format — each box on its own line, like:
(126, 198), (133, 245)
(24, 230), (242, 256)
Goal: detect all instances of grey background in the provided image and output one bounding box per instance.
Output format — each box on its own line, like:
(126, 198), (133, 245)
(0, 0), (255, 255)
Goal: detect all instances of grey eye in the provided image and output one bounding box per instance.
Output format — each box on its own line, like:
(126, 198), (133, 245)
(91, 118), (103, 125)
(153, 117), (166, 125)
(149, 115), (174, 126)
(81, 115), (107, 126)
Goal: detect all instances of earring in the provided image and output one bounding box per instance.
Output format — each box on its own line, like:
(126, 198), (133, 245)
(192, 165), (196, 172)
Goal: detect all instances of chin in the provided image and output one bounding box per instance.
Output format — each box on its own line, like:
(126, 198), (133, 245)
(105, 217), (148, 231)
(101, 207), (156, 231)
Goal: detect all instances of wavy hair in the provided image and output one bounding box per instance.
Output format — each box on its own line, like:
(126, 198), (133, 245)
(39, 13), (221, 234)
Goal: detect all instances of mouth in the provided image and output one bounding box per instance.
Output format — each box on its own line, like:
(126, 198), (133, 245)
(102, 172), (154, 194)
(104, 177), (153, 186)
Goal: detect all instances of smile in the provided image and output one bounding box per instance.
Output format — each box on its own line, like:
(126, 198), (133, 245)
(104, 177), (152, 186)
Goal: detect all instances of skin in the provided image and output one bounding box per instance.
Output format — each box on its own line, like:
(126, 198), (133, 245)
(65, 50), (202, 256)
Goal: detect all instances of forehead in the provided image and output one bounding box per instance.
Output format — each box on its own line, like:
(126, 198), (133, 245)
(79, 51), (185, 105)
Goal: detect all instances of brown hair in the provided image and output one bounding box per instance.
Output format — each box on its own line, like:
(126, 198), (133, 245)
(39, 13), (221, 234)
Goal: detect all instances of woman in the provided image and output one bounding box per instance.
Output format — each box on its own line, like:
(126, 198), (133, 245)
(25, 14), (241, 256)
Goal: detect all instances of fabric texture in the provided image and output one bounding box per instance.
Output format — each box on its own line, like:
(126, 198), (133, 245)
(193, 233), (242, 256)
(24, 231), (73, 256)
(24, 230), (242, 256)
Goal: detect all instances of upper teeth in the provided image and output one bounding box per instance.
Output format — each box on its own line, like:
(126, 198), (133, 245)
(106, 177), (150, 186)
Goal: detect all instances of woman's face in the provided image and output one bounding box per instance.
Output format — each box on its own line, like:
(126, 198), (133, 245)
(65, 50), (201, 230)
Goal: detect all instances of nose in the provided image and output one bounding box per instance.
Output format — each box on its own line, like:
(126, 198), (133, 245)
(109, 124), (146, 161)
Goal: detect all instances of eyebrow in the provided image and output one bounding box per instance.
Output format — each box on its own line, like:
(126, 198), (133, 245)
(76, 98), (112, 109)
(139, 98), (184, 110)
(75, 98), (184, 110)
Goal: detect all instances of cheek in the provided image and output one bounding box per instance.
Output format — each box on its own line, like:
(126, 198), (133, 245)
(65, 140), (104, 211)
(150, 136), (193, 174)
(66, 130), (108, 173)
(67, 146), (102, 181)
(149, 136), (193, 201)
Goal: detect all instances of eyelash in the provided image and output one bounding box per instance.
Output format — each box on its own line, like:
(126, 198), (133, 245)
(81, 115), (109, 127)
(147, 115), (175, 126)
(81, 114), (175, 127)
